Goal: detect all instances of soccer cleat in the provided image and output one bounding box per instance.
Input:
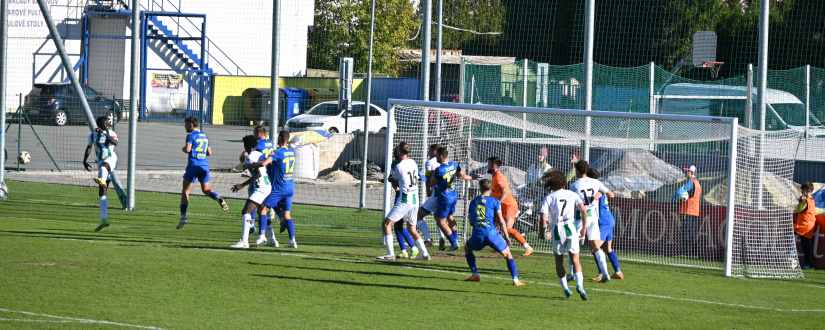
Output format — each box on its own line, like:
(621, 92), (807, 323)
(285, 242), (298, 249)
(599, 275), (611, 283)
(94, 220), (110, 232)
(447, 244), (461, 252)
(410, 247), (420, 259)
(424, 240), (433, 247)
(230, 240), (249, 248)
(93, 177), (106, 188)
(376, 254), (395, 260)
(610, 272), (624, 280)
(563, 289), (573, 298)
(438, 238), (446, 251)
(566, 274), (575, 282)
(218, 198), (229, 213)
(513, 281), (525, 286)
(265, 240), (279, 247)
(279, 219), (287, 233)
(522, 247), (534, 257)
(397, 251), (409, 259)
(465, 275), (480, 282)
(176, 217), (188, 229)
(576, 286), (588, 301)
(253, 237), (267, 247)
(591, 275), (603, 282)
(414, 255), (431, 261)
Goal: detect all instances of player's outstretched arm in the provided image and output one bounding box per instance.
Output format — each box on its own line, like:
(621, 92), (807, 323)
(577, 202), (588, 238)
(538, 213), (547, 240)
(82, 145), (93, 171)
(231, 171), (261, 193)
(457, 170), (482, 180)
(243, 156), (272, 170)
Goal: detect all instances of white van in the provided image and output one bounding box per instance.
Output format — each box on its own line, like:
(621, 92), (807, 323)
(658, 83), (825, 137)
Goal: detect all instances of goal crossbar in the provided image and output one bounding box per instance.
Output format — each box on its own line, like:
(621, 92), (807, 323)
(386, 99), (740, 277)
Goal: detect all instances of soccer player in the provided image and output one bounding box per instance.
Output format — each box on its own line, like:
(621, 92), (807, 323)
(229, 135), (272, 248)
(539, 169), (589, 300)
(237, 125), (282, 246)
(587, 168), (623, 280)
(433, 147), (482, 252)
(377, 142), (431, 261)
(83, 116), (118, 232)
(569, 160), (612, 282)
(246, 131), (298, 248)
(487, 157), (534, 256)
(671, 165), (701, 259)
(389, 154), (420, 259)
(178, 116), (228, 229)
(464, 179), (525, 286)
(416, 143), (442, 247)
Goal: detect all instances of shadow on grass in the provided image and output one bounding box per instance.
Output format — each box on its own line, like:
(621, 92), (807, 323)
(247, 262), (448, 281)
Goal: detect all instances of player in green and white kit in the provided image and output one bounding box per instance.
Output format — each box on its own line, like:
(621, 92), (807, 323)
(230, 135), (273, 248)
(83, 116), (118, 232)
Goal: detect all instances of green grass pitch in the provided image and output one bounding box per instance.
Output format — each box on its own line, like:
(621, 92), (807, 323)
(1, 181), (825, 328)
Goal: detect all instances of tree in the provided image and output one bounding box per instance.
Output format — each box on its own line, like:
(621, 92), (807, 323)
(307, 0), (417, 77)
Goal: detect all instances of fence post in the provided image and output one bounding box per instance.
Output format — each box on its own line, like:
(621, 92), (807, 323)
(581, 0), (595, 161)
(270, 0), (281, 133)
(127, 0), (140, 210)
(358, 0), (376, 211)
(420, 0), (432, 101)
(0, 0), (6, 184)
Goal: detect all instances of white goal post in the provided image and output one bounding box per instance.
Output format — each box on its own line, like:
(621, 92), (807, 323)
(384, 99), (803, 278)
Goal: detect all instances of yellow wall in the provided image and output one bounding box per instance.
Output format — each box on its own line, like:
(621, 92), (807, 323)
(212, 76), (366, 125)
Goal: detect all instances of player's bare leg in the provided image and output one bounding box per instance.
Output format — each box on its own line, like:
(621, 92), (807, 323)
(604, 240), (623, 279)
(93, 162), (112, 188)
(407, 223), (431, 260)
(568, 252), (587, 300)
(201, 181), (228, 212)
(378, 218), (398, 260)
(505, 216), (533, 256)
(178, 180), (195, 229)
(589, 238), (609, 283)
(94, 175), (111, 232)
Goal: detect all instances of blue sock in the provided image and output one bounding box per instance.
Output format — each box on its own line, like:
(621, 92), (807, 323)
(451, 231), (458, 242)
(180, 204), (187, 217)
(208, 191), (220, 201)
(401, 228), (415, 247)
(287, 219), (295, 240)
(259, 215), (268, 234)
(448, 232), (458, 246)
(395, 229), (407, 251)
(593, 253), (603, 275)
(608, 251), (621, 273)
(466, 252), (478, 276)
(507, 258), (518, 280)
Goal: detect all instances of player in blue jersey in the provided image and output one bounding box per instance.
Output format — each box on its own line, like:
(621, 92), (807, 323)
(83, 116), (118, 231)
(178, 116), (228, 229)
(463, 179), (525, 286)
(433, 147), (482, 252)
(235, 126), (282, 245)
(229, 135), (272, 248)
(587, 168), (623, 280)
(245, 130), (298, 248)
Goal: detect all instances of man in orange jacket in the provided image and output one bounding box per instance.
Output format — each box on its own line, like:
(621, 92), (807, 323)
(672, 165), (701, 259)
(794, 182), (816, 269)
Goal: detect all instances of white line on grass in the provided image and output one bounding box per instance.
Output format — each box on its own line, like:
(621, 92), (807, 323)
(194, 248), (825, 313)
(0, 308), (164, 329)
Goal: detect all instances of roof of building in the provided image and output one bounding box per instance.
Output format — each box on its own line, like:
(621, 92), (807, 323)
(396, 49), (516, 65)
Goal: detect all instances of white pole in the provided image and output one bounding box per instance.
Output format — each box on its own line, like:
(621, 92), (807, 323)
(435, 0), (443, 102)
(746, 64), (753, 129)
(724, 119), (739, 277)
(358, 0), (376, 210)
(127, 3), (140, 210)
(470, 75), (475, 104)
(382, 106), (395, 217)
(270, 0), (281, 133)
(581, 0), (595, 161)
(806, 64), (811, 136)
(420, 0), (432, 101)
(0, 0), (7, 185)
(459, 57), (466, 103)
(522, 59), (528, 142)
(756, 0), (769, 210)
(649, 62), (655, 149)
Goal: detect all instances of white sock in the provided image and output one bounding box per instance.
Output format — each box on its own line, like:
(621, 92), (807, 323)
(415, 238), (430, 257)
(384, 235), (394, 256)
(265, 225), (276, 241)
(438, 226), (446, 239)
(242, 214), (252, 243)
(523, 242), (531, 249)
(418, 219), (431, 241)
(567, 256), (574, 276)
(98, 166), (108, 181)
(99, 196), (107, 220)
(558, 277), (569, 291)
(595, 250), (609, 276)
(267, 208), (276, 220)
(575, 272), (584, 287)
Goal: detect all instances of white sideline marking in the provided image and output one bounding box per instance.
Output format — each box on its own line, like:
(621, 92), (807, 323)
(194, 248), (825, 313)
(0, 308), (163, 329)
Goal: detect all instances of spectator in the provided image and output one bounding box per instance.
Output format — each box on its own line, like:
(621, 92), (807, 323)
(794, 182), (816, 270)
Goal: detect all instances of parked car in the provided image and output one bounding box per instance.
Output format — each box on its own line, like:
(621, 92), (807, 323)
(23, 83), (120, 126)
(285, 101), (394, 134)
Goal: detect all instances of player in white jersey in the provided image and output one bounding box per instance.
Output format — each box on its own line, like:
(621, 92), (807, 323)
(415, 143), (441, 247)
(377, 142), (431, 261)
(83, 116), (118, 232)
(229, 135), (273, 248)
(568, 160), (612, 283)
(539, 169), (589, 300)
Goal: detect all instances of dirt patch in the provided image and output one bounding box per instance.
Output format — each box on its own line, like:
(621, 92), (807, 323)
(319, 170), (357, 181)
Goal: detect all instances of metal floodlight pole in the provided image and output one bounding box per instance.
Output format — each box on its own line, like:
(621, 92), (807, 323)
(723, 119), (739, 277)
(37, 0), (96, 130)
(127, 3), (140, 210)
(0, 0), (7, 184)
(522, 59), (527, 142)
(270, 0), (281, 134)
(649, 62), (655, 149)
(756, 0), (769, 210)
(581, 0), (595, 161)
(435, 0), (443, 103)
(359, 0), (377, 210)
(806, 64), (811, 135)
(420, 0), (432, 101)
(746, 64), (753, 129)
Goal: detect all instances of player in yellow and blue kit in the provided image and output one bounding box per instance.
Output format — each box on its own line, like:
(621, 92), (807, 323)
(587, 168), (623, 280)
(463, 179), (525, 286)
(245, 131), (298, 248)
(178, 117), (228, 229)
(433, 147), (482, 252)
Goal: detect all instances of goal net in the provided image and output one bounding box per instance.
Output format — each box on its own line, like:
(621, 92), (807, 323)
(386, 99), (803, 278)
